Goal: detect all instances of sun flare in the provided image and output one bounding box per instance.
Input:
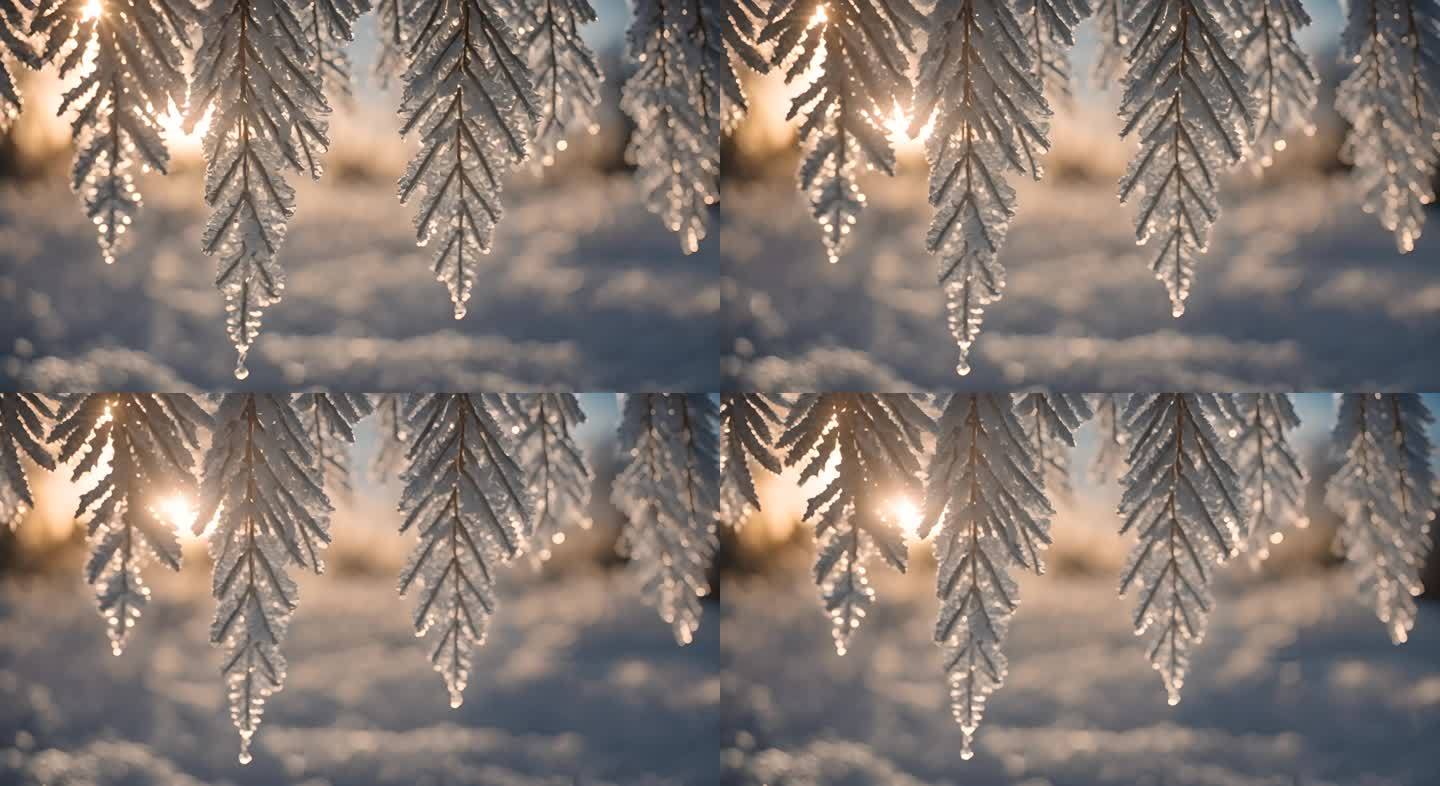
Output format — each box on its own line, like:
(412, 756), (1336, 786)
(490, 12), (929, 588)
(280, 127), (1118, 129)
(887, 496), (924, 540)
(153, 493), (199, 539)
(81, 0), (103, 20)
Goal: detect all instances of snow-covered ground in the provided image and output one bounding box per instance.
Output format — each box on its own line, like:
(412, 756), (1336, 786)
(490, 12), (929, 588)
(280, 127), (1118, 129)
(722, 563), (1440, 786)
(721, 173), (1440, 389)
(0, 566), (720, 785)
(0, 173), (720, 390)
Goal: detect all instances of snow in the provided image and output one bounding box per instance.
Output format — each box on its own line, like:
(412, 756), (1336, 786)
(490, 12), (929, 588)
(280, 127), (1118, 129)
(720, 172), (1440, 388)
(722, 564), (1440, 786)
(0, 172), (720, 390)
(0, 566), (720, 785)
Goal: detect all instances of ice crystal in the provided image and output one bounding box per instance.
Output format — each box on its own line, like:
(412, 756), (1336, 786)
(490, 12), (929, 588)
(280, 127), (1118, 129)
(1233, 393), (1306, 566)
(509, 393), (592, 565)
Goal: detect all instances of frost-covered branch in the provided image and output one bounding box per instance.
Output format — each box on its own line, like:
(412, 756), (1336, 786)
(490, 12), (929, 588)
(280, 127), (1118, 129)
(778, 393), (932, 653)
(1090, 0), (1129, 87)
(509, 393), (592, 565)
(1235, 0), (1316, 170)
(1118, 0), (1254, 315)
(52, 394), (210, 653)
(1014, 393), (1092, 500)
(509, 0), (602, 165)
(0, 394), (57, 527)
(398, 0), (538, 317)
(622, 0), (719, 253)
(1018, 0), (1091, 100)
(1117, 393), (1245, 705)
(190, 0), (332, 379)
(296, 393), (373, 497)
(924, 394), (1052, 760)
(397, 394), (530, 706)
(368, 394), (410, 482)
(301, 0), (371, 101)
(32, 0), (196, 264)
(1327, 393), (1436, 644)
(372, 0), (407, 85)
(721, 0), (768, 130)
(198, 394), (333, 762)
(1233, 393), (1305, 566)
(720, 392), (785, 523)
(0, 0), (41, 129)
(761, 0), (923, 263)
(1336, 0), (1440, 252)
(613, 394), (720, 644)
(912, 0), (1052, 374)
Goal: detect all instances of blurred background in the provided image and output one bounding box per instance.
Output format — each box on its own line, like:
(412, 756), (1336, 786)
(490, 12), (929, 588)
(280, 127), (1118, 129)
(0, 394), (721, 786)
(722, 393), (1440, 786)
(0, 8), (721, 390)
(721, 8), (1440, 390)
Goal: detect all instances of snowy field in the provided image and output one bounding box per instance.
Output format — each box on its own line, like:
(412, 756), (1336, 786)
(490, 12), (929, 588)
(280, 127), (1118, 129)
(0, 567), (721, 786)
(722, 564), (1440, 786)
(720, 173), (1440, 389)
(0, 173), (720, 391)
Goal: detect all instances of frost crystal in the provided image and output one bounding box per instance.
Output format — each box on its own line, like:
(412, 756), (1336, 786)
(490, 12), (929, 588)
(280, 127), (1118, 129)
(372, 0), (407, 86)
(397, 394), (531, 707)
(913, 0), (1052, 375)
(1117, 394), (1245, 705)
(1235, 0), (1317, 170)
(301, 0), (372, 101)
(761, 0), (923, 263)
(720, 393), (785, 523)
(369, 394), (411, 482)
(0, 394), (57, 528)
(778, 394), (932, 653)
(1017, 0), (1092, 100)
(720, 0), (769, 130)
(32, 0), (196, 264)
(296, 393), (374, 497)
(1326, 394), (1436, 644)
(52, 394), (210, 654)
(1336, 0), (1440, 253)
(505, 0), (603, 166)
(1014, 393), (1093, 500)
(1088, 393), (1129, 483)
(1233, 393), (1306, 566)
(509, 393), (592, 565)
(622, 0), (719, 253)
(0, 0), (40, 130)
(1117, 0), (1254, 316)
(198, 394), (334, 762)
(191, 0), (332, 379)
(925, 394), (1053, 760)
(613, 394), (720, 644)
(398, 0), (538, 318)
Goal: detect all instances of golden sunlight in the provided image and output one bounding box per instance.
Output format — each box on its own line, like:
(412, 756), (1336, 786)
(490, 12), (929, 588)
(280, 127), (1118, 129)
(884, 103), (934, 155)
(153, 493), (198, 539)
(81, 0), (103, 20)
(810, 4), (828, 24)
(158, 104), (211, 160)
(886, 495), (924, 540)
